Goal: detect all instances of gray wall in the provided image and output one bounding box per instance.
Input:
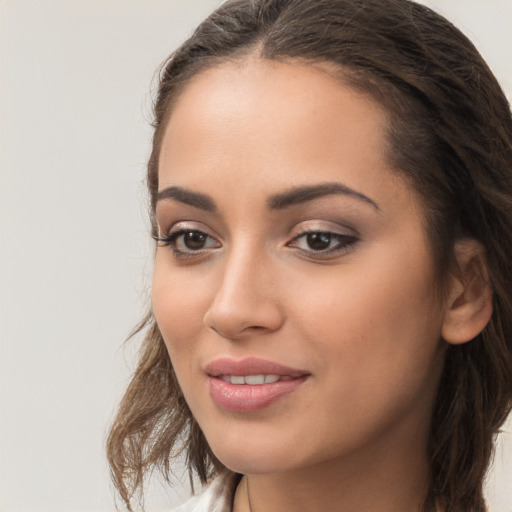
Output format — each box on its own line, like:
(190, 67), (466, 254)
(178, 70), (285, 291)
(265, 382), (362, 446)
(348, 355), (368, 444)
(1, 1), (511, 511)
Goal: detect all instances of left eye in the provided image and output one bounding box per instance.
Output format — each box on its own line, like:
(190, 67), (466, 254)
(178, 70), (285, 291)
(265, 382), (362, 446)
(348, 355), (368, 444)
(289, 231), (357, 253)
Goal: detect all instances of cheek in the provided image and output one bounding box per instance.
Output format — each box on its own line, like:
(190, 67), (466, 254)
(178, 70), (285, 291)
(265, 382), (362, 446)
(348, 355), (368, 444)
(152, 260), (214, 414)
(288, 245), (444, 387)
(151, 257), (207, 360)
(287, 264), (444, 448)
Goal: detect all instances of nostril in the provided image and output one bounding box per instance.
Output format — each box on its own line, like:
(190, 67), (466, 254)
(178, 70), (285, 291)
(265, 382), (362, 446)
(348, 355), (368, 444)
(208, 322), (267, 337)
(208, 321), (221, 335)
(244, 325), (266, 332)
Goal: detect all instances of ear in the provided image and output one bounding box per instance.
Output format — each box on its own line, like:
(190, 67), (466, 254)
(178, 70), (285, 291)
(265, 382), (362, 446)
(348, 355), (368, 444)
(442, 239), (493, 345)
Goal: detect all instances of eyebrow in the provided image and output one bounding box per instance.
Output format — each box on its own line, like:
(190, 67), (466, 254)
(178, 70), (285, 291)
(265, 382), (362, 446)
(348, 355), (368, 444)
(267, 182), (380, 211)
(156, 182), (379, 212)
(157, 186), (217, 212)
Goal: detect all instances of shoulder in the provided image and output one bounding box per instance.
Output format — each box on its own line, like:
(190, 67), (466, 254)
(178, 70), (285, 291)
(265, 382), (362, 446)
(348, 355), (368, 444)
(171, 472), (242, 512)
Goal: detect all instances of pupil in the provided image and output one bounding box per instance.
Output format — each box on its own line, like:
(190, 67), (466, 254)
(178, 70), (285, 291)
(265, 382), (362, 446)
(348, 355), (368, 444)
(184, 231), (206, 249)
(307, 232), (331, 250)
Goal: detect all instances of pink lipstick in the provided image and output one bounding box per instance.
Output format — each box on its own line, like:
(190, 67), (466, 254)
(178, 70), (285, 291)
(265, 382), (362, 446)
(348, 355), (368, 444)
(205, 357), (309, 412)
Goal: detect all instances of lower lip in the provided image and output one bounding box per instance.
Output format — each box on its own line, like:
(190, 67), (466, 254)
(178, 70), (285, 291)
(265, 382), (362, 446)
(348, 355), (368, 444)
(208, 376), (308, 412)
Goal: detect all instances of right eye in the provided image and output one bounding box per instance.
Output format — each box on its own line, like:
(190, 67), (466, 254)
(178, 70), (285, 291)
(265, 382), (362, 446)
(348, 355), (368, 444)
(153, 229), (221, 257)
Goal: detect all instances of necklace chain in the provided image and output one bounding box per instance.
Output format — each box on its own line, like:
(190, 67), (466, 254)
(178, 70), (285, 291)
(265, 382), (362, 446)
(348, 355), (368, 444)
(245, 476), (253, 512)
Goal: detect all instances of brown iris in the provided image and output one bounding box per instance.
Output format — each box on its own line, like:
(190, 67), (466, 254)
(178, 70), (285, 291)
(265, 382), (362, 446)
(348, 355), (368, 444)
(183, 231), (207, 249)
(306, 232), (331, 250)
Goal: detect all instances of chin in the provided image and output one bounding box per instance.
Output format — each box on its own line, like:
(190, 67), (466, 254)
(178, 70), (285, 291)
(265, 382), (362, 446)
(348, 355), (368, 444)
(215, 451), (289, 476)
(204, 428), (301, 476)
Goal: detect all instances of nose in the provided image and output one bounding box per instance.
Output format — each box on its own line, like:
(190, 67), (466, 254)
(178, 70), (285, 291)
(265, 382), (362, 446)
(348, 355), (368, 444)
(203, 246), (285, 340)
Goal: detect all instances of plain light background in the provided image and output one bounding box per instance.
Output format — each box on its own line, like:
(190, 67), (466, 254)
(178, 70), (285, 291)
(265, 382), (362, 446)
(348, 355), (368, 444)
(0, 1), (511, 511)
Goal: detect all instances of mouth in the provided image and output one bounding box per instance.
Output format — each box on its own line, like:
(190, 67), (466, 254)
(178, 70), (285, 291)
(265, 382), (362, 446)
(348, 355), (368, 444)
(218, 374), (295, 385)
(204, 357), (310, 413)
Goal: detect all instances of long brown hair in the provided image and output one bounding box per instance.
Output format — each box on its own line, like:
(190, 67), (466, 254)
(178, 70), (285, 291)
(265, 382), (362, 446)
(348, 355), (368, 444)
(107, 1), (512, 510)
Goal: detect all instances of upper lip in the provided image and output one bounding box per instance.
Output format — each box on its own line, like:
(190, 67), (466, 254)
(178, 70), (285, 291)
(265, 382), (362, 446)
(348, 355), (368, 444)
(204, 357), (309, 377)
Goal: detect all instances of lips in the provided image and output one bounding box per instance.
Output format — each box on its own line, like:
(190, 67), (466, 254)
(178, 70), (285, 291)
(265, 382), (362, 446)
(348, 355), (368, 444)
(205, 357), (310, 412)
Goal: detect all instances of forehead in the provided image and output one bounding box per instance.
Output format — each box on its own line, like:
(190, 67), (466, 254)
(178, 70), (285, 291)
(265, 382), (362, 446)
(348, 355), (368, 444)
(164, 58), (389, 136)
(160, 58), (392, 185)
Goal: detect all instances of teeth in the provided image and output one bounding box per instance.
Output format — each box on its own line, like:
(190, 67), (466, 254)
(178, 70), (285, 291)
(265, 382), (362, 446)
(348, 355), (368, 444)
(222, 374), (284, 385)
(245, 374), (265, 385)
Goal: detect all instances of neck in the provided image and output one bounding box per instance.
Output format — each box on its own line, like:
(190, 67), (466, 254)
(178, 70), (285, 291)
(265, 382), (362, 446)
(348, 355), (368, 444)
(234, 425), (432, 512)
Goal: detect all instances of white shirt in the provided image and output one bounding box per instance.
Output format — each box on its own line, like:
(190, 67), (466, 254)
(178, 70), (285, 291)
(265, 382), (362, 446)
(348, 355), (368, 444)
(172, 472), (241, 512)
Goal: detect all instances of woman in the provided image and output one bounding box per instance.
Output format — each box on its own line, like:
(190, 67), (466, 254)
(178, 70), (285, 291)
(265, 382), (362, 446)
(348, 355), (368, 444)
(107, 0), (512, 511)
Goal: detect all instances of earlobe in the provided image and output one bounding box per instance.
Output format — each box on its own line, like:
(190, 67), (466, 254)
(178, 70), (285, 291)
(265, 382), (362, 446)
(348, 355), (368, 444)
(441, 239), (493, 345)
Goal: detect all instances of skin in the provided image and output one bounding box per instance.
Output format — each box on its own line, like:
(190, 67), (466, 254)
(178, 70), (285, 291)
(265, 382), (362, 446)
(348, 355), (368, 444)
(152, 58), (453, 511)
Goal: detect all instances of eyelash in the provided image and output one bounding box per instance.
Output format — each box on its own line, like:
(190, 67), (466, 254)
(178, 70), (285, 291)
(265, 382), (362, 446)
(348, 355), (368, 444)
(287, 230), (358, 257)
(153, 229), (220, 259)
(153, 228), (358, 260)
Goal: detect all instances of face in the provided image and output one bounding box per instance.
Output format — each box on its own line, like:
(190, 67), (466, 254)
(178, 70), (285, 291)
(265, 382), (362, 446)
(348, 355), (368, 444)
(152, 59), (447, 476)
